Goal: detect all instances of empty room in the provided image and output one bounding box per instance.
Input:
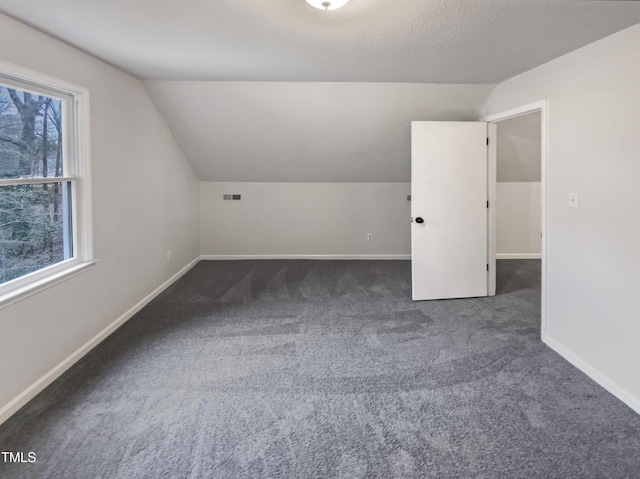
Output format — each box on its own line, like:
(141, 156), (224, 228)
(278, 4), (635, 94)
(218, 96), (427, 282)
(1, 1), (639, 477)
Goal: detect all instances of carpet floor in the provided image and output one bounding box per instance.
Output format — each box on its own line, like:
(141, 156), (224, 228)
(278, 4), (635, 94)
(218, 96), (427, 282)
(0, 260), (639, 478)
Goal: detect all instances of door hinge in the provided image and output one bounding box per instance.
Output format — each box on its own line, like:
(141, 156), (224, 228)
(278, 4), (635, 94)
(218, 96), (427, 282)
(486, 264), (489, 271)
(486, 138), (489, 146)
(486, 200), (489, 208)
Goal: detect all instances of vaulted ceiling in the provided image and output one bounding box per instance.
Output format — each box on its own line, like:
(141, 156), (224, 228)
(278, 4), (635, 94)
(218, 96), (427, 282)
(1, 0), (639, 83)
(1, 1), (639, 183)
(145, 82), (494, 182)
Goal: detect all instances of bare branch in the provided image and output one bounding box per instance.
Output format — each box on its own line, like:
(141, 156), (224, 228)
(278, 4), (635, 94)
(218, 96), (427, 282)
(7, 88), (23, 109)
(0, 132), (25, 148)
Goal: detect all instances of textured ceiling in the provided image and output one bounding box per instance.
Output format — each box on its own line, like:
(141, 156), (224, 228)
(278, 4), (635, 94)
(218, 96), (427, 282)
(2, 1), (639, 183)
(0, 0), (639, 83)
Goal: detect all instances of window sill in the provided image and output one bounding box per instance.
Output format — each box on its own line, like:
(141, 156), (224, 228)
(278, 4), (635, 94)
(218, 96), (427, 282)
(0, 260), (98, 311)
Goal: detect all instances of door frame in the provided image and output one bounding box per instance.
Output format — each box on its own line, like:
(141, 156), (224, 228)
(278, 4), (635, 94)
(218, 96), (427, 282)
(482, 100), (548, 339)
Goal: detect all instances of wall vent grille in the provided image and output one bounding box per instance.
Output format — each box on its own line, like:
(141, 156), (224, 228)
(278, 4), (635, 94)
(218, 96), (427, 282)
(222, 194), (242, 201)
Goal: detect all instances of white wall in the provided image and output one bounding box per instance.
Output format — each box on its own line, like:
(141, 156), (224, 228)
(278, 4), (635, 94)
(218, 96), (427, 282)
(180, 83), (493, 259)
(201, 182), (410, 257)
(483, 23), (640, 411)
(151, 82), (493, 260)
(496, 112), (541, 257)
(496, 182), (541, 257)
(0, 14), (200, 421)
(497, 112), (541, 183)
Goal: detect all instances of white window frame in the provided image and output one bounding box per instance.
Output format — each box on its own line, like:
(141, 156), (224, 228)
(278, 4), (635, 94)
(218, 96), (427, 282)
(0, 60), (95, 310)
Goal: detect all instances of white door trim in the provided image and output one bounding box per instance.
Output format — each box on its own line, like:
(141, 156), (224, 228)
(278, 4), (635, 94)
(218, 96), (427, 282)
(482, 100), (549, 340)
(487, 123), (497, 296)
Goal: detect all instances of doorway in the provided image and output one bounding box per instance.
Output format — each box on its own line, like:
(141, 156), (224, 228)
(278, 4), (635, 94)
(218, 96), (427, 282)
(484, 101), (547, 338)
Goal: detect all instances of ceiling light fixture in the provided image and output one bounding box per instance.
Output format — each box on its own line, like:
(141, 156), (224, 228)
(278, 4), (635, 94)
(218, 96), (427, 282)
(304, 0), (350, 11)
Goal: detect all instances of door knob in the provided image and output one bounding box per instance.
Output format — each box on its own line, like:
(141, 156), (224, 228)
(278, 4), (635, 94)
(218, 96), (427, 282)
(415, 217), (424, 224)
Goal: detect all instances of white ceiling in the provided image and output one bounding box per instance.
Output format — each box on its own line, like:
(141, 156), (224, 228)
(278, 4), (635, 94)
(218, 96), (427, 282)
(0, 0), (639, 83)
(145, 82), (493, 182)
(2, 1), (639, 183)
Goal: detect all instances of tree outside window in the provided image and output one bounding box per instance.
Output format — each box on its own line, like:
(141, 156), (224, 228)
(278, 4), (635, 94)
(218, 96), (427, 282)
(0, 63), (92, 306)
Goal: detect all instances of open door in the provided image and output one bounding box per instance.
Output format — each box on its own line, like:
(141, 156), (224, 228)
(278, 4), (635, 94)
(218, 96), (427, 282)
(411, 121), (490, 301)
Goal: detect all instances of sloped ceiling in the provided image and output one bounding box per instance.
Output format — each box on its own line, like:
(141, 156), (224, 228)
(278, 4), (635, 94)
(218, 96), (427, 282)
(1, 1), (639, 182)
(146, 82), (494, 182)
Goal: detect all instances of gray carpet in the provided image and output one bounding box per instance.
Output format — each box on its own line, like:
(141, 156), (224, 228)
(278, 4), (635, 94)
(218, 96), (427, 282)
(1, 260), (639, 478)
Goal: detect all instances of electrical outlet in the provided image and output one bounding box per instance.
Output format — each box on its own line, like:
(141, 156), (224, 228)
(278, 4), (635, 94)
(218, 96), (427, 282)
(568, 192), (579, 209)
(166, 251), (172, 262)
(367, 233), (373, 241)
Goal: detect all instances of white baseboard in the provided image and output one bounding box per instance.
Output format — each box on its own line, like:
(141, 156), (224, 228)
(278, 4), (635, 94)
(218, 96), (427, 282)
(543, 334), (640, 414)
(0, 257), (200, 426)
(496, 253), (542, 260)
(200, 254), (411, 261)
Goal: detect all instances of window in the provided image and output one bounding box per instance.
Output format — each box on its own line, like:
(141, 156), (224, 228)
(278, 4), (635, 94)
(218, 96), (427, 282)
(0, 61), (93, 308)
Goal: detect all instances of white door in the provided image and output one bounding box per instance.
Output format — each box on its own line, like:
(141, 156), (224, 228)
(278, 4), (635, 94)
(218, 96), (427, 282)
(411, 121), (489, 301)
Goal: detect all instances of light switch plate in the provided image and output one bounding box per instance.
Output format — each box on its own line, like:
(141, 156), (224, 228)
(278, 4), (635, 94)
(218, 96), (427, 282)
(568, 192), (579, 209)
